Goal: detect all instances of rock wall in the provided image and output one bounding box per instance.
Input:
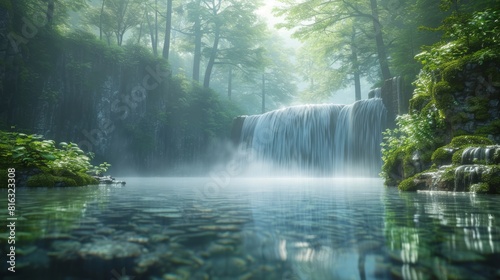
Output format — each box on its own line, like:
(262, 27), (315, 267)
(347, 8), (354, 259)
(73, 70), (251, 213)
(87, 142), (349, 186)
(445, 63), (500, 143)
(0, 31), (226, 174)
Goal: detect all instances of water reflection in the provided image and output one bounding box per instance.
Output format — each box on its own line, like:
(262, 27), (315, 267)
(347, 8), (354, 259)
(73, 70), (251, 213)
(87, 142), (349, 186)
(385, 191), (500, 280)
(244, 178), (387, 280)
(1, 178), (499, 279)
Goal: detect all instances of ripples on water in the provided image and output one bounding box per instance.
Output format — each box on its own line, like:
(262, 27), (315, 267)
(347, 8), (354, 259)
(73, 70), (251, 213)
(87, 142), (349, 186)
(1, 177), (500, 279)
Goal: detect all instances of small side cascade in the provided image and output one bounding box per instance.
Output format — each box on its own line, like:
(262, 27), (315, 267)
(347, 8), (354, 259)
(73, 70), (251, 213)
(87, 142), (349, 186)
(454, 165), (489, 191)
(461, 146), (500, 165)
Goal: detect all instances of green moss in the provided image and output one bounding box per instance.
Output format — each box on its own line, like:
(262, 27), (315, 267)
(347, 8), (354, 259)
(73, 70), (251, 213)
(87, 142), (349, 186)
(53, 176), (77, 187)
(437, 167), (456, 191)
(432, 81), (454, 111)
(432, 147), (455, 166)
(382, 146), (405, 186)
(399, 176), (418, 191)
(481, 166), (500, 194)
(409, 93), (431, 112)
(449, 112), (469, 124)
(0, 169), (7, 188)
(470, 183), (490, 193)
(450, 135), (493, 147)
(453, 129), (469, 137)
(467, 96), (490, 121)
(27, 173), (55, 187)
(80, 173), (99, 185)
(476, 120), (500, 137)
(402, 155), (416, 178)
(441, 55), (467, 81)
(452, 148), (465, 164)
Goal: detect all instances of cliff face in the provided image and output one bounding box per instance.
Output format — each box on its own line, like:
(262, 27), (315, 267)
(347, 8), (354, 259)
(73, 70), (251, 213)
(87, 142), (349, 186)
(0, 29), (235, 174)
(384, 61), (500, 193)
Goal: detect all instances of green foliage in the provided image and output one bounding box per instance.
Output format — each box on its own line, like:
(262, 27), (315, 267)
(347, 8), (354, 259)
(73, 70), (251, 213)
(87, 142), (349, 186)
(381, 109), (445, 184)
(416, 9), (500, 74)
(0, 131), (105, 186)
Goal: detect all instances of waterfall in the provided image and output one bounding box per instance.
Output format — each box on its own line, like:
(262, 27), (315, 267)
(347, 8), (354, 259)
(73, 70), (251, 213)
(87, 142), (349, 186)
(237, 98), (387, 176)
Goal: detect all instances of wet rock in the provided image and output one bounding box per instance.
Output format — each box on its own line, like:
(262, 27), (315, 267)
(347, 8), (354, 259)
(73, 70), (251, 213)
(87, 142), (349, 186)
(93, 175), (126, 185)
(199, 225), (240, 231)
(162, 273), (184, 280)
(79, 240), (144, 260)
(48, 240), (81, 260)
(134, 253), (161, 274)
(205, 243), (234, 255)
(209, 257), (248, 277)
(95, 227), (116, 235)
(151, 234), (170, 242)
(126, 235), (150, 244)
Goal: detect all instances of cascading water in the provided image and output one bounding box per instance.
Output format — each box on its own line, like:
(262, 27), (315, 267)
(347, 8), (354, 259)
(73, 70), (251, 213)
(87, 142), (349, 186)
(237, 98), (387, 176)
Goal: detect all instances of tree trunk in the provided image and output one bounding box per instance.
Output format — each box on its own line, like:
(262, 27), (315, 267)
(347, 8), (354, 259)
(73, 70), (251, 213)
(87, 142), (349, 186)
(154, 0), (158, 57)
(99, 0), (106, 40)
(162, 0), (173, 59)
(137, 10), (146, 44)
(351, 26), (361, 101)
(227, 67), (232, 100)
(46, 0), (55, 25)
(369, 0), (391, 81)
(203, 25), (220, 88)
(146, 11), (157, 55)
(192, 0), (202, 82)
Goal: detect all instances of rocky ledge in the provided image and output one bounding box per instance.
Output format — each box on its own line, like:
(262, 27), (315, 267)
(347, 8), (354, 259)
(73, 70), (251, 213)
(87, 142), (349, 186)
(400, 145), (500, 193)
(92, 175), (126, 185)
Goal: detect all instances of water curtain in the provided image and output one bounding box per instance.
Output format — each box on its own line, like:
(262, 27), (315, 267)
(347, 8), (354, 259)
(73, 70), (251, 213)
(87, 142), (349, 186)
(237, 99), (387, 176)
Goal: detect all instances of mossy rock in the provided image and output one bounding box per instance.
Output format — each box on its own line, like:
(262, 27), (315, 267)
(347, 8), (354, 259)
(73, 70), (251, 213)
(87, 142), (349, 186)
(432, 81), (454, 111)
(27, 173), (56, 187)
(432, 147), (456, 166)
(51, 169), (98, 186)
(80, 173), (99, 185)
(449, 112), (469, 124)
(53, 176), (77, 187)
(399, 176), (418, 191)
(470, 183), (490, 194)
(450, 135), (493, 147)
(0, 169), (7, 188)
(438, 167), (456, 191)
(382, 147), (405, 186)
(398, 173), (430, 192)
(452, 148), (465, 164)
(409, 93), (431, 112)
(467, 96), (491, 121)
(476, 120), (500, 137)
(402, 155), (416, 179)
(481, 165), (500, 194)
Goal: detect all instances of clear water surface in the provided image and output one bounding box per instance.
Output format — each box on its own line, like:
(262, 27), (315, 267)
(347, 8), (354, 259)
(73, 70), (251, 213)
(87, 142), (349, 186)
(1, 177), (500, 279)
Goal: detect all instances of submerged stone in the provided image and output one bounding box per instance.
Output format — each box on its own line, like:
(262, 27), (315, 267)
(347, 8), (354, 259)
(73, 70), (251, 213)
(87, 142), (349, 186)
(79, 240), (143, 260)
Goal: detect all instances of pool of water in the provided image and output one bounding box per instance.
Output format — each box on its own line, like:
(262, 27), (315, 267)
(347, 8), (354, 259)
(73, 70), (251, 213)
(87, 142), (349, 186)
(1, 177), (500, 279)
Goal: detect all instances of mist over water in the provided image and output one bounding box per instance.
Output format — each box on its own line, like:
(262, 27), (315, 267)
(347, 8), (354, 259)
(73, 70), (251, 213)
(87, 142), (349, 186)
(236, 99), (387, 177)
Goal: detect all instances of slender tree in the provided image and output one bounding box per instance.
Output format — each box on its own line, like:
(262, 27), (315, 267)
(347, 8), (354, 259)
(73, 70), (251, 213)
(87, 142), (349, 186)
(162, 0), (173, 59)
